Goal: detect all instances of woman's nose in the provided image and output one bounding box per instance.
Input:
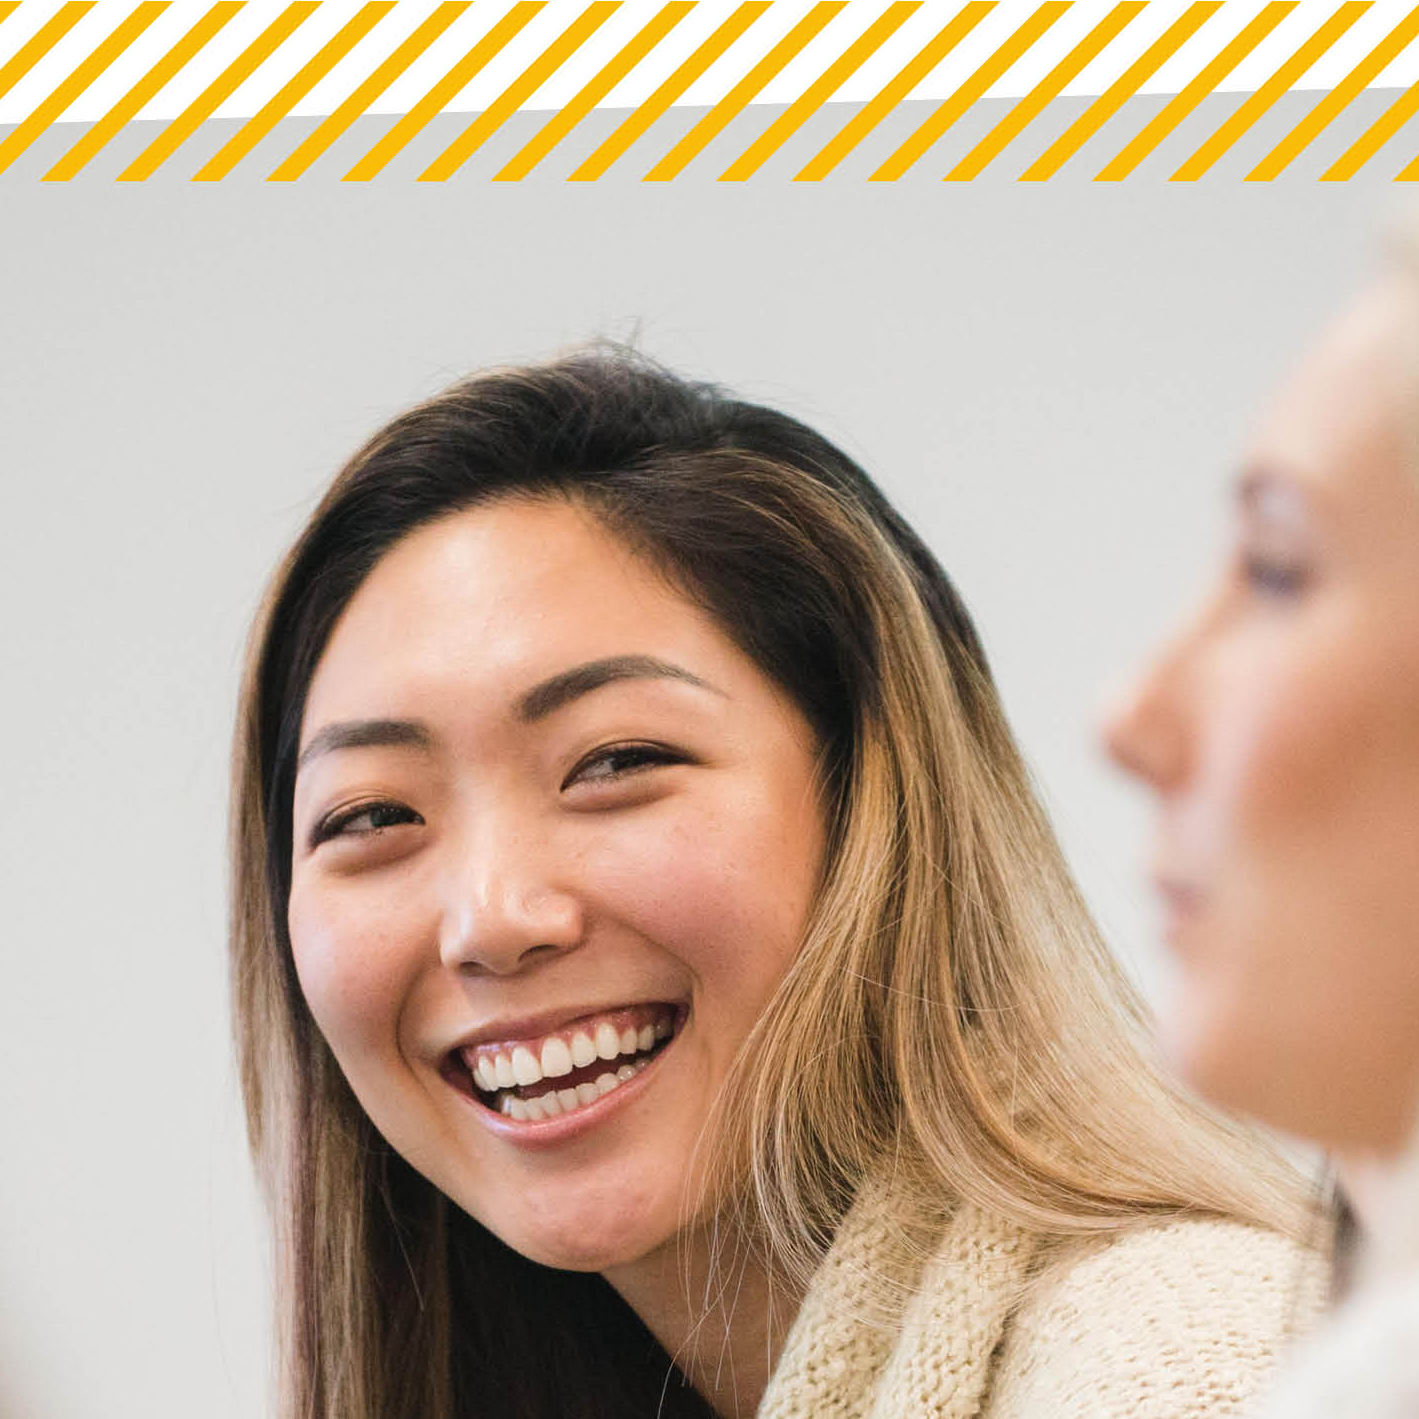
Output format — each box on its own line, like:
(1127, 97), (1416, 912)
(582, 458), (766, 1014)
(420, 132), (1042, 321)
(437, 852), (584, 977)
(1100, 648), (1189, 793)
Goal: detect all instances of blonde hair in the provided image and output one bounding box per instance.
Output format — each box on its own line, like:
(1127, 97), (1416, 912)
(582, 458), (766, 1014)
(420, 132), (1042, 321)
(231, 348), (1312, 1419)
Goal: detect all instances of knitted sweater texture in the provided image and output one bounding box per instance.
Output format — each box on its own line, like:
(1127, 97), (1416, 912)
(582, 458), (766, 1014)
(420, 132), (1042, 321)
(756, 1191), (1326, 1419)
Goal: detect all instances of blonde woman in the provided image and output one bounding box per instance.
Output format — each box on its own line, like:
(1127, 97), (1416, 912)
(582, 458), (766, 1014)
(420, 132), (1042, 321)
(233, 348), (1320, 1419)
(1105, 242), (1419, 1417)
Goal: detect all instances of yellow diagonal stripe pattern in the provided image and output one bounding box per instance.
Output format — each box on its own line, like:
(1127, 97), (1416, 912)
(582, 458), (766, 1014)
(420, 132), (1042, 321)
(1173, 1), (1368, 181)
(268, 0), (468, 181)
(570, 1), (769, 181)
(0, 0), (1414, 183)
(0, 2), (166, 177)
(119, 2), (318, 180)
(345, 2), (544, 180)
(947, 0), (1142, 181)
(0, 1), (94, 105)
(720, 0), (919, 181)
(496, 0), (691, 181)
(194, 1), (394, 181)
(1021, 2), (1220, 180)
(872, 1), (1068, 182)
(1323, 78), (1419, 180)
(1095, 0), (1295, 180)
(419, 1), (618, 181)
(45, 1), (240, 180)
(1253, 3), (1419, 180)
(796, 2), (993, 181)
(643, 0), (845, 181)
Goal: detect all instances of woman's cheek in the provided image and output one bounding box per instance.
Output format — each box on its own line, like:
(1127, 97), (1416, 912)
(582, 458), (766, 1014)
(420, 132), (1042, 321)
(288, 883), (414, 1058)
(583, 798), (809, 985)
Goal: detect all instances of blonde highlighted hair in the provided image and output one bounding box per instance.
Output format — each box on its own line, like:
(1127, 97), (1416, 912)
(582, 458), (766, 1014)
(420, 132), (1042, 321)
(231, 347), (1311, 1419)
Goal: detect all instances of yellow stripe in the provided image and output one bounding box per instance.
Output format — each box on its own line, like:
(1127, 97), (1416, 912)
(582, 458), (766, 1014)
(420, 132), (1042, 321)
(1392, 124), (1419, 180)
(1253, 3), (1419, 180)
(119, 2), (317, 182)
(1021, 2), (1218, 181)
(1322, 79), (1419, 180)
(946, 0), (1141, 181)
(796, 2), (993, 182)
(720, 1), (919, 181)
(0, 1), (94, 105)
(345, 2), (544, 181)
(45, 1), (241, 181)
(0, 2), (166, 178)
(419, 1), (619, 181)
(0, 5), (19, 27)
(569, 1), (768, 182)
(194, 2), (394, 182)
(871, 1), (1068, 182)
(495, 0), (691, 181)
(1095, 0), (1295, 181)
(269, 1), (469, 181)
(1173, 1), (1368, 181)
(643, 1), (845, 182)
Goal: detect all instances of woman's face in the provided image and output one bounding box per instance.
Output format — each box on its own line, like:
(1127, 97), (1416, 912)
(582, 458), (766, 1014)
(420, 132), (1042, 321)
(1105, 275), (1419, 1155)
(288, 497), (826, 1273)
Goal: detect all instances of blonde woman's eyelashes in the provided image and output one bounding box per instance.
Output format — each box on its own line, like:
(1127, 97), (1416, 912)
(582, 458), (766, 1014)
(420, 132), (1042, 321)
(1241, 552), (1311, 599)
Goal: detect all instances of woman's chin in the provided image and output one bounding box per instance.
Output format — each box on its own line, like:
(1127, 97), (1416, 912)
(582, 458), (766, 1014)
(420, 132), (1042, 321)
(476, 1198), (684, 1276)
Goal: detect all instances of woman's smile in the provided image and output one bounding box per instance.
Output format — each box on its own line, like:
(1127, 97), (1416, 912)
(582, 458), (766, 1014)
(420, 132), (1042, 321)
(442, 1001), (684, 1136)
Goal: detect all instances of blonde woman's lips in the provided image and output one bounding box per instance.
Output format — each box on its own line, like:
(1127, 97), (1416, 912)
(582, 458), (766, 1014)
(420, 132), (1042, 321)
(442, 1001), (684, 1138)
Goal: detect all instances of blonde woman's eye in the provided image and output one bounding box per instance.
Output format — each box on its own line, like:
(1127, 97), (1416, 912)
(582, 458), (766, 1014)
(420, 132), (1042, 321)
(1242, 554), (1309, 599)
(311, 801), (423, 847)
(564, 744), (683, 790)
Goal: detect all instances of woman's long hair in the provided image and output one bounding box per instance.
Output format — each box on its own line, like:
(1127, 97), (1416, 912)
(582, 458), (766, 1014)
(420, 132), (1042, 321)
(231, 347), (1311, 1419)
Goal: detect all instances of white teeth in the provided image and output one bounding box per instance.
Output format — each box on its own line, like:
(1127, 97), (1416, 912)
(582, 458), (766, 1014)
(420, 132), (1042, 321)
(538, 1091), (562, 1118)
(595, 1072), (617, 1096)
(500, 1094), (515, 1116)
(508, 1097), (529, 1121)
(594, 1022), (621, 1060)
(616, 1063), (635, 1081)
(540, 1038), (573, 1078)
(474, 1058), (495, 1091)
(511, 1046), (541, 1087)
(523, 1095), (545, 1121)
(637, 1024), (655, 1051)
(557, 1087), (579, 1111)
(494, 1054), (516, 1089)
(576, 1081), (599, 1106)
(570, 1031), (597, 1068)
(654, 1017), (672, 1040)
(619, 1027), (638, 1054)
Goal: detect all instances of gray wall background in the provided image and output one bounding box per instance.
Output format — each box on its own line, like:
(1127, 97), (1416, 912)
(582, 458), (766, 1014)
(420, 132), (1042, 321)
(0, 91), (1400, 1417)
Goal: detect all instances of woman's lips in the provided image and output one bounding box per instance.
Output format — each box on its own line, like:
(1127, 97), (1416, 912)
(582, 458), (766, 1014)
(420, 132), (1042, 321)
(443, 1001), (685, 1128)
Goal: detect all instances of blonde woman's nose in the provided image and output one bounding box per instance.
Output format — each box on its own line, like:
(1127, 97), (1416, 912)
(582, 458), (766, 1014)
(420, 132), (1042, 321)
(1099, 658), (1187, 793)
(438, 867), (584, 976)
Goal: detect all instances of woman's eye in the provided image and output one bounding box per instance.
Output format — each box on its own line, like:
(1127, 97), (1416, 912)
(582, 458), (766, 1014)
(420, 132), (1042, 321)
(564, 744), (682, 790)
(1242, 554), (1310, 599)
(311, 801), (423, 847)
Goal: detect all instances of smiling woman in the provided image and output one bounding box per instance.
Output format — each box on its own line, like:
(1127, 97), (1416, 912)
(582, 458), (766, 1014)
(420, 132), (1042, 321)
(233, 348), (1325, 1419)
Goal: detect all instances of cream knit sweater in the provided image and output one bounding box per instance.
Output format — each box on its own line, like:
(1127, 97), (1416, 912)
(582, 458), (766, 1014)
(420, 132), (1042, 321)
(756, 1190), (1327, 1419)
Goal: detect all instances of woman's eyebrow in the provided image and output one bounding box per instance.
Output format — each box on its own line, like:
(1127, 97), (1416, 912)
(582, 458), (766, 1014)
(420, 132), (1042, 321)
(297, 718), (432, 772)
(516, 655), (722, 723)
(1236, 465), (1313, 523)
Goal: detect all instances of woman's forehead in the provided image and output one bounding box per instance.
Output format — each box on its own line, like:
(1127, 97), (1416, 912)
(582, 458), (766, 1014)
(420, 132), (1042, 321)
(1244, 277), (1419, 507)
(300, 500), (734, 729)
